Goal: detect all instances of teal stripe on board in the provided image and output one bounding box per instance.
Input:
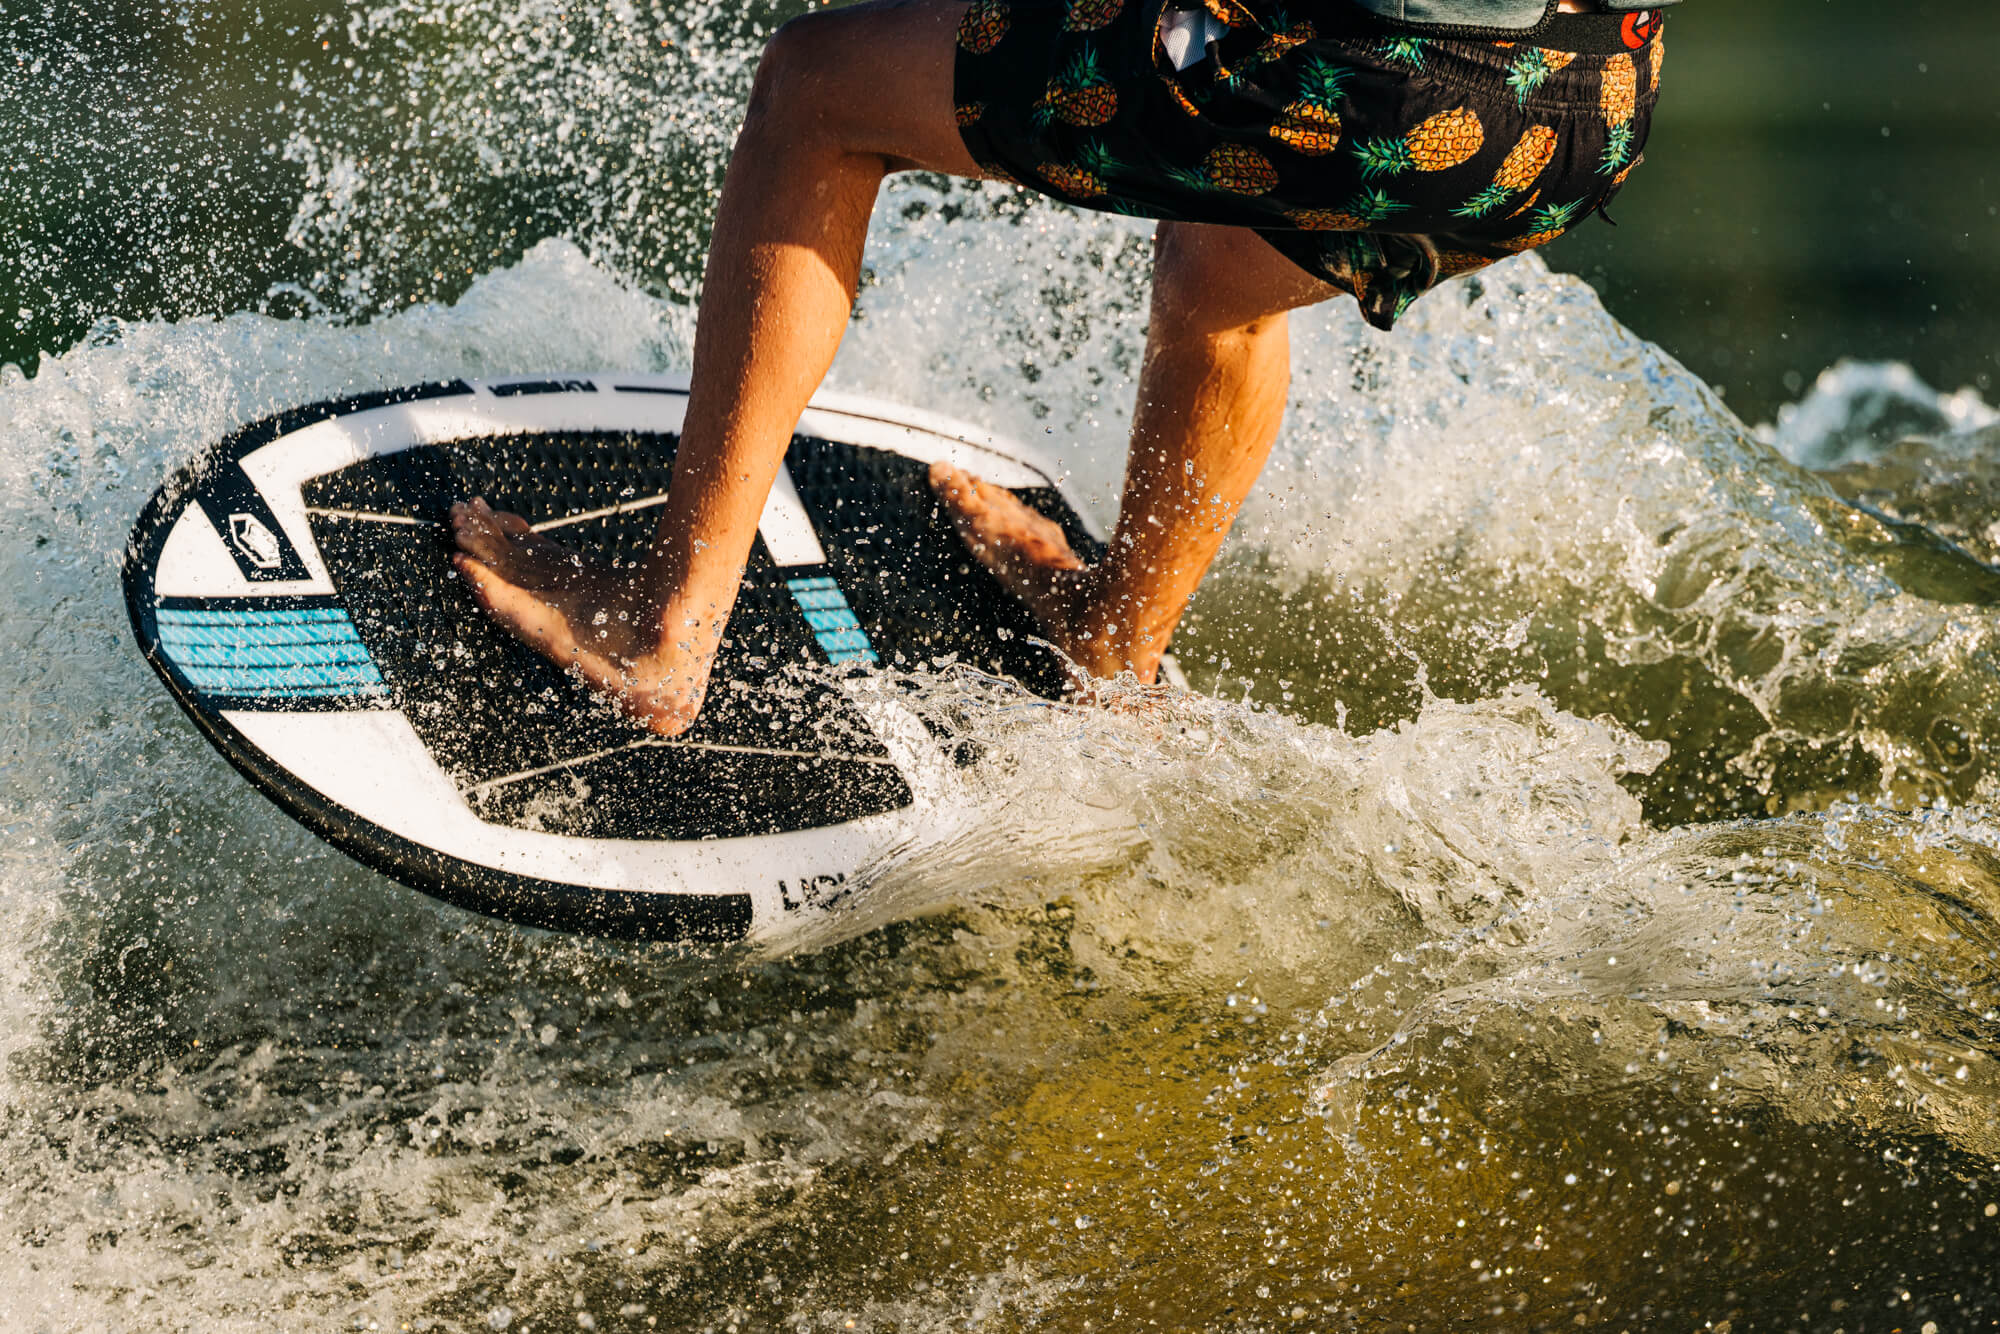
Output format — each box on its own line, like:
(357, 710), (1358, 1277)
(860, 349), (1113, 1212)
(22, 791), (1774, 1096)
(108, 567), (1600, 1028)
(803, 608), (860, 634)
(157, 608), (352, 625)
(178, 665), (385, 693)
(167, 641), (375, 669)
(815, 629), (874, 661)
(790, 583), (848, 613)
(177, 680), (378, 699)
(157, 622), (365, 649)
(156, 603), (387, 698)
(784, 576), (878, 666)
(174, 660), (385, 687)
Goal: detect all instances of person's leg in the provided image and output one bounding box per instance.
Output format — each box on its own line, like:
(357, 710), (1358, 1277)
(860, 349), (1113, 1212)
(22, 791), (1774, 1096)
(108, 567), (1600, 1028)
(934, 222), (1340, 682)
(451, 0), (985, 736)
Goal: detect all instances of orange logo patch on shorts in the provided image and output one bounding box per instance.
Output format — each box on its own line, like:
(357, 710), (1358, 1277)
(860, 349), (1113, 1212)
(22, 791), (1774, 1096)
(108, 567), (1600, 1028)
(1621, 10), (1663, 48)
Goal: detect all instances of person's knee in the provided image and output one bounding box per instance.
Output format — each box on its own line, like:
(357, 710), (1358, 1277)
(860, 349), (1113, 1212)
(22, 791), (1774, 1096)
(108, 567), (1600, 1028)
(1154, 221), (1333, 340)
(1152, 223), (1218, 298)
(745, 11), (843, 141)
(1152, 224), (1287, 343)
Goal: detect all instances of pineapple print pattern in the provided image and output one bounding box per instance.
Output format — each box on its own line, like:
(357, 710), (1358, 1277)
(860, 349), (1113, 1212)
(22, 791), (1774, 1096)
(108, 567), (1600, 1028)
(1269, 57), (1347, 157)
(1204, 143), (1279, 194)
(1037, 140), (1121, 197)
(951, 0), (1663, 331)
(1258, 14), (1315, 64)
(1501, 198), (1586, 252)
(1435, 249), (1496, 281)
(1201, 0), (1260, 26)
(1453, 124), (1556, 219)
(1214, 10), (1316, 89)
(1061, 0), (1122, 32)
(956, 0), (1010, 55)
(1378, 36), (1427, 71)
(1598, 53), (1637, 175)
(1034, 47), (1118, 128)
(1505, 47), (1577, 106)
(1355, 107), (1485, 179)
(1162, 76), (1204, 120)
(1168, 144), (1280, 196)
(1285, 188), (1405, 231)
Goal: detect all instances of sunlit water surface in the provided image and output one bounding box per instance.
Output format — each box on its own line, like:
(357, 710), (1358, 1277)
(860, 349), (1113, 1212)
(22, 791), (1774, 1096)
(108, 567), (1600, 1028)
(5, 4), (2000, 1331)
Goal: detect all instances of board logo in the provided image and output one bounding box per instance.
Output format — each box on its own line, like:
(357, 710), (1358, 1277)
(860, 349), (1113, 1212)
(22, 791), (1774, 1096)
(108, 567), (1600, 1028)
(227, 513), (285, 570)
(780, 873), (850, 913)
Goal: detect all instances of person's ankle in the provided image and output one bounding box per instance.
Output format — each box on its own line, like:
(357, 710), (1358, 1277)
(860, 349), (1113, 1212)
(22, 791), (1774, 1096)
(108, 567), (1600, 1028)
(1063, 597), (1169, 682)
(638, 595), (728, 665)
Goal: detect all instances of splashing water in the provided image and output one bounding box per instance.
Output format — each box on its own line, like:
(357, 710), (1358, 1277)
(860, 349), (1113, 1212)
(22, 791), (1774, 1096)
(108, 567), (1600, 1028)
(5, 2), (2000, 1330)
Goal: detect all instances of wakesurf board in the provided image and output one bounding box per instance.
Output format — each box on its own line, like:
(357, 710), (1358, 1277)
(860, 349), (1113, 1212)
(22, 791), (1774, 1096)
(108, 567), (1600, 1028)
(123, 373), (1149, 943)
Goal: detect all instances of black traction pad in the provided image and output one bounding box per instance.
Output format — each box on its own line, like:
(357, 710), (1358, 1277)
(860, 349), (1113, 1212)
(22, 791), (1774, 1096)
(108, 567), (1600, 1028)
(301, 430), (1097, 843)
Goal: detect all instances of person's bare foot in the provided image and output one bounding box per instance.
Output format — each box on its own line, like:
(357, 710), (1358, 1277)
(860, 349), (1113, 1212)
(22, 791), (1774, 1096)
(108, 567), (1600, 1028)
(449, 497), (711, 736)
(930, 462), (1154, 682)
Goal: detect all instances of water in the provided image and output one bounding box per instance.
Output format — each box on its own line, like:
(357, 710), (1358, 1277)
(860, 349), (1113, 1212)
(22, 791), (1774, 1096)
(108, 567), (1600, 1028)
(7, 4), (2000, 1332)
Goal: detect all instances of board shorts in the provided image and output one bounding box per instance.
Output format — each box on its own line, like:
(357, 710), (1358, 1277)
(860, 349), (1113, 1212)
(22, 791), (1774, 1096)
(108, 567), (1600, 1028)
(954, 1), (1666, 330)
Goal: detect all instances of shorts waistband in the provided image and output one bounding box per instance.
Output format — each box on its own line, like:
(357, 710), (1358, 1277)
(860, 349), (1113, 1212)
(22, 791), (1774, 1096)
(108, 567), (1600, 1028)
(1298, 3), (1663, 54)
(1520, 10), (1664, 53)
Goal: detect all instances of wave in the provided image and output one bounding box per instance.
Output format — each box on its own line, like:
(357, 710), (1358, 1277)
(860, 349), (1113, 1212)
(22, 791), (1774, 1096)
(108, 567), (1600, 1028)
(4, 27), (2000, 1329)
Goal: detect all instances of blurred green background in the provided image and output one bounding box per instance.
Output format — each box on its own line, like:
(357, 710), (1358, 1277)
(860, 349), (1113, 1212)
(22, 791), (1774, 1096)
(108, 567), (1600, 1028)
(4, 0), (1996, 425)
(1547, 0), (2000, 420)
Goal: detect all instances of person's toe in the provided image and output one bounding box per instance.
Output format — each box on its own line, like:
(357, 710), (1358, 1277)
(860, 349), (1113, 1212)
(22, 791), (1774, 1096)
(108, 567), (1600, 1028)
(453, 516), (512, 566)
(452, 551), (499, 605)
(931, 461), (987, 510)
(452, 497), (491, 538)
